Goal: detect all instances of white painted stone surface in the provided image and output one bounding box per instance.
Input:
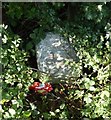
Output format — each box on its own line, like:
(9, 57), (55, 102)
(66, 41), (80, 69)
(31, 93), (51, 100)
(36, 32), (79, 81)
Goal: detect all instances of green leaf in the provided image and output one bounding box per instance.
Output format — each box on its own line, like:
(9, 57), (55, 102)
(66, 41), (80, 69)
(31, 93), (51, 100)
(29, 33), (36, 39)
(23, 111), (31, 118)
(43, 112), (51, 119)
(84, 82), (90, 89)
(90, 81), (95, 86)
(50, 111), (55, 116)
(89, 86), (96, 91)
(2, 57), (8, 65)
(9, 108), (16, 116)
(60, 103), (65, 109)
(26, 42), (33, 51)
(84, 97), (92, 104)
(55, 109), (60, 113)
(100, 90), (110, 99)
(17, 108), (22, 114)
(4, 112), (10, 119)
(18, 92), (25, 99)
(84, 93), (92, 104)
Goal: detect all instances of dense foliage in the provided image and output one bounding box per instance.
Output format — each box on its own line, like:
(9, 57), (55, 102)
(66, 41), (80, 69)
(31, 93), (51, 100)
(1, 2), (111, 120)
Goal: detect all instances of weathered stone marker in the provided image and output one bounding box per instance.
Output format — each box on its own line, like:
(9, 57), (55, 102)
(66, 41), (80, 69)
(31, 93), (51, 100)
(36, 32), (79, 82)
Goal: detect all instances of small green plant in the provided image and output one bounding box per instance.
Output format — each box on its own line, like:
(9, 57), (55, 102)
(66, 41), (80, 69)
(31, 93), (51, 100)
(1, 24), (39, 119)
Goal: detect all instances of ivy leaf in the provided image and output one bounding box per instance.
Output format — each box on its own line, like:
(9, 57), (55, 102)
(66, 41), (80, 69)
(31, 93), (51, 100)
(9, 108), (16, 116)
(89, 86), (96, 91)
(84, 96), (92, 104)
(100, 90), (110, 99)
(90, 81), (95, 86)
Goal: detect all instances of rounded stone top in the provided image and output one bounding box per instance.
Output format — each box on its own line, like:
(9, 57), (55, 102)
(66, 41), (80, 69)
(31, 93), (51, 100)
(36, 32), (79, 82)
